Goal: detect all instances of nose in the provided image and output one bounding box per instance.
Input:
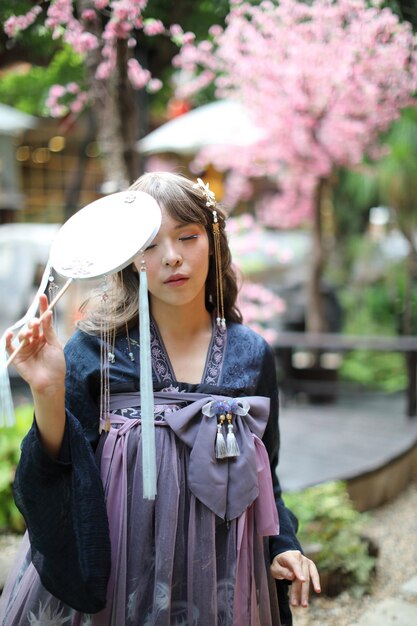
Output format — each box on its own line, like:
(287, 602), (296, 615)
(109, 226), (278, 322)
(162, 244), (182, 267)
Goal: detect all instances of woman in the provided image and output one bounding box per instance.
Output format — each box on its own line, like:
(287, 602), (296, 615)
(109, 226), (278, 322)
(1, 172), (320, 625)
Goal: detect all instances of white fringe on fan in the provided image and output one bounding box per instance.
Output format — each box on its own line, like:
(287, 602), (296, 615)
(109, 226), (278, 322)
(0, 261), (52, 428)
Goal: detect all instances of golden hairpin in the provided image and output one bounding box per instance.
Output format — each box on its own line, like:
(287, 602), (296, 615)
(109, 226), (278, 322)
(193, 177), (225, 328)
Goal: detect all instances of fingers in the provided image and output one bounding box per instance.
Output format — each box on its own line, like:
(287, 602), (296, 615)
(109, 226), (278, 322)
(292, 559), (321, 608)
(290, 578), (303, 607)
(5, 330), (15, 354)
(7, 301), (55, 358)
(39, 293), (49, 315)
(38, 294), (60, 345)
(288, 557), (307, 584)
(273, 566), (295, 581)
(271, 551), (321, 609)
(289, 558), (309, 607)
(30, 318), (40, 340)
(309, 559), (321, 593)
(271, 551), (305, 583)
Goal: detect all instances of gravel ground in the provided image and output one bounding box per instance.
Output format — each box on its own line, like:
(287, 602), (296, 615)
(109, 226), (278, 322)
(292, 482), (417, 626)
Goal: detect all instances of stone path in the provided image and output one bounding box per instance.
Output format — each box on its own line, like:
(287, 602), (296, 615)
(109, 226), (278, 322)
(350, 575), (417, 626)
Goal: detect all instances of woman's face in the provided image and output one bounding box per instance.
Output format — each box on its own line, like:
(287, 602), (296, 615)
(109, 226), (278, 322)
(135, 206), (210, 313)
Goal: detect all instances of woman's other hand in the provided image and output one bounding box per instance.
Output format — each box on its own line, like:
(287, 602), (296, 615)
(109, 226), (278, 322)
(271, 549), (321, 608)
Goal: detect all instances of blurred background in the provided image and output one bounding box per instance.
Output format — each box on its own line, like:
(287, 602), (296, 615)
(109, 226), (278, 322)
(1, 2), (417, 624)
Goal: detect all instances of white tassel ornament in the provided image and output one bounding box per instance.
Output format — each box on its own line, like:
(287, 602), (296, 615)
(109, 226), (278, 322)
(139, 260), (157, 499)
(226, 413), (240, 458)
(215, 414), (228, 459)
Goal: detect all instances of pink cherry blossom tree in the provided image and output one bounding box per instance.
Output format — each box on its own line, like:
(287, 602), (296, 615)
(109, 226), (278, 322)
(174, 0), (417, 333)
(4, 1), (193, 189)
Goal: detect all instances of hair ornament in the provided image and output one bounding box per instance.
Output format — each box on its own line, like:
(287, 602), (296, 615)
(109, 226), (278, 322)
(193, 177), (216, 208)
(193, 177), (226, 328)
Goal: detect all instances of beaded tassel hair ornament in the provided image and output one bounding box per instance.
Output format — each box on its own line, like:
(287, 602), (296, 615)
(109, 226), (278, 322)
(0, 261), (54, 427)
(192, 179), (242, 459)
(193, 178), (226, 329)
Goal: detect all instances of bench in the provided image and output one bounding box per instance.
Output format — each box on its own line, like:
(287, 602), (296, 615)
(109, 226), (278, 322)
(273, 332), (417, 417)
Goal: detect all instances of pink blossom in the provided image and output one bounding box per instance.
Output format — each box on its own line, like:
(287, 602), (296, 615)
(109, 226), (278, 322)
(182, 32), (195, 44)
(112, 0), (144, 23)
(50, 104), (68, 117)
(103, 19), (132, 40)
(208, 25), (223, 38)
(143, 19), (165, 36)
(5, 0), (195, 119)
(49, 84), (66, 98)
(175, 0), (417, 228)
(146, 78), (163, 93)
(4, 6), (42, 37)
(96, 60), (113, 80)
(127, 58), (151, 89)
(66, 82), (80, 94)
(65, 29), (99, 53)
(170, 24), (183, 37)
(67, 92), (89, 114)
(237, 279), (285, 340)
(45, 0), (73, 29)
(81, 9), (96, 21)
(45, 82), (90, 118)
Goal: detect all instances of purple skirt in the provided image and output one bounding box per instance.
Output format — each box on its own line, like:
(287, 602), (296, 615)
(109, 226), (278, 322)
(0, 404), (281, 625)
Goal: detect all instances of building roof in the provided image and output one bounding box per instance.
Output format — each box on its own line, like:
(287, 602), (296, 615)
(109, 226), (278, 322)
(137, 100), (263, 155)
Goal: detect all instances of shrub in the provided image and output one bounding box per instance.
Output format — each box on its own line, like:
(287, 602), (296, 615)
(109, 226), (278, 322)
(284, 481), (376, 596)
(339, 281), (408, 393)
(0, 405), (33, 534)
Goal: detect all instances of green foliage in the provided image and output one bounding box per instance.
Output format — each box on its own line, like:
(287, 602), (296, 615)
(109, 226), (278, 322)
(337, 258), (417, 392)
(0, 405), (33, 534)
(340, 349), (406, 393)
(333, 168), (378, 244)
(0, 47), (85, 116)
(0, 0), (230, 118)
(284, 482), (376, 595)
(395, 0), (417, 31)
(144, 0), (230, 39)
(333, 107), (417, 255)
(0, 2), (58, 61)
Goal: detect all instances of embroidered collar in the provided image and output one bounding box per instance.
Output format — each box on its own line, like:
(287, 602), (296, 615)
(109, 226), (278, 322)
(149, 316), (226, 386)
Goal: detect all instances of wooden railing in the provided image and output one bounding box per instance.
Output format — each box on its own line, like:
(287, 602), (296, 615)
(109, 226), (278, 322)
(273, 332), (417, 417)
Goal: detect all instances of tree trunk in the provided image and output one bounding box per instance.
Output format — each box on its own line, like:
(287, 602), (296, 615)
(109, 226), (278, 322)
(116, 39), (140, 184)
(63, 108), (97, 220)
(394, 207), (417, 416)
(77, 0), (140, 190)
(397, 217), (417, 336)
(306, 178), (327, 334)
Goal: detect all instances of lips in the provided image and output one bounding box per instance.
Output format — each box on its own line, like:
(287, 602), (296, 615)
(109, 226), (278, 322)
(164, 274), (189, 286)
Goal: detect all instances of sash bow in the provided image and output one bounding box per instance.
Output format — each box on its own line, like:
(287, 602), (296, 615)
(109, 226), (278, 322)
(110, 391), (277, 525)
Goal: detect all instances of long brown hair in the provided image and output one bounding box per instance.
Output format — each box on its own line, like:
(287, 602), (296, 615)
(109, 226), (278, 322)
(78, 172), (242, 333)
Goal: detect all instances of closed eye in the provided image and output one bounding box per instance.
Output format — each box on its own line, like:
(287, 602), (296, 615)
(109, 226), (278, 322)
(179, 235), (199, 242)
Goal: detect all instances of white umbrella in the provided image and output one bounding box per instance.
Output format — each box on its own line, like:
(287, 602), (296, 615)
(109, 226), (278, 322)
(0, 104), (37, 135)
(137, 100), (264, 155)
